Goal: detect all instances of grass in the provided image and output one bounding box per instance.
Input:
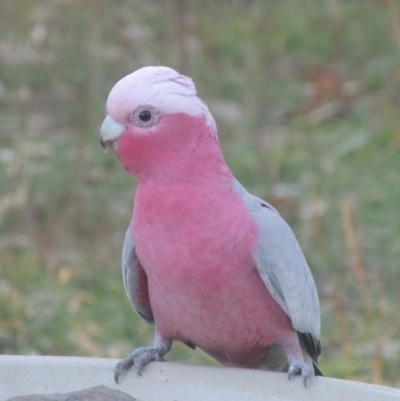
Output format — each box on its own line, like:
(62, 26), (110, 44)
(1, 0), (400, 387)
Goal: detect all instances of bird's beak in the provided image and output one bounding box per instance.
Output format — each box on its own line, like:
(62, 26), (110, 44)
(100, 115), (126, 152)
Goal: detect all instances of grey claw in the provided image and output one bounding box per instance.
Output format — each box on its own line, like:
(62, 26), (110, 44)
(114, 369), (121, 384)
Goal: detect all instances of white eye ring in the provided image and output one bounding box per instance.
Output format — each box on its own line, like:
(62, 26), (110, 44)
(130, 105), (162, 129)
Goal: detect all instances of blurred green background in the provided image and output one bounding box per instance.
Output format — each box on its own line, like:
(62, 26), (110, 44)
(1, 0), (399, 387)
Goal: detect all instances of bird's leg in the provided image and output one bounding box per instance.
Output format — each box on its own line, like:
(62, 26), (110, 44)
(114, 330), (172, 384)
(279, 333), (313, 387)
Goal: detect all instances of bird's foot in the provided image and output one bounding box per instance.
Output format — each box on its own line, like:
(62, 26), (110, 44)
(114, 345), (166, 383)
(287, 357), (312, 388)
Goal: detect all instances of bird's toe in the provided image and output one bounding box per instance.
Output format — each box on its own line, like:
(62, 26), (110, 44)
(287, 357), (312, 388)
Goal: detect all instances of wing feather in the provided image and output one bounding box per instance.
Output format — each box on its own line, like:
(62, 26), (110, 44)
(234, 181), (321, 340)
(122, 227), (154, 324)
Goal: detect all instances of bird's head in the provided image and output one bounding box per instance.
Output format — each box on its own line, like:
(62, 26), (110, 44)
(100, 66), (220, 182)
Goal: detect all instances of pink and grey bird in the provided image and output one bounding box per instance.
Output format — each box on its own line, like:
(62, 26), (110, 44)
(100, 66), (322, 386)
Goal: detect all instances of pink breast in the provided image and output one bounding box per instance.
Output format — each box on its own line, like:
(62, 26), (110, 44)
(132, 183), (294, 366)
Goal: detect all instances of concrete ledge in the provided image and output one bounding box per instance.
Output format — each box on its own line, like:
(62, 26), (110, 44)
(1, 355), (399, 401)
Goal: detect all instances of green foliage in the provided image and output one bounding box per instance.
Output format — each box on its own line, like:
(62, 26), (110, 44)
(1, 0), (400, 387)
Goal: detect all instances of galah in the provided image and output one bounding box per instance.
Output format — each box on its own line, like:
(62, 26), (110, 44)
(100, 66), (322, 387)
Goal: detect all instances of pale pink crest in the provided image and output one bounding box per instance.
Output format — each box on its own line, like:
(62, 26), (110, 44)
(106, 66), (217, 133)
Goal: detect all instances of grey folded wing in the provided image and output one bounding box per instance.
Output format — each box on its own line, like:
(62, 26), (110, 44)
(122, 227), (154, 324)
(235, 182), (321, 356)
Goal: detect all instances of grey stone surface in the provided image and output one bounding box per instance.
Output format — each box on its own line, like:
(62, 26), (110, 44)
(6, 385), (139, 401)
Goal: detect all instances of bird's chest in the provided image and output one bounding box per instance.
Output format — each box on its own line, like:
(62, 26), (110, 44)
(130, 185), (292, 357)
(131, 184), (258, 304)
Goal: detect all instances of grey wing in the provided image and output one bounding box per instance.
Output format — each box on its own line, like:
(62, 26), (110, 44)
(122, 227), (154, 324)
(235, 181), (321, 341)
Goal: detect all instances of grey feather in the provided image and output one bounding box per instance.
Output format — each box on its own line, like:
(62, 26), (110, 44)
(122, 227), (154, 324)
(234, 181), (321, 340)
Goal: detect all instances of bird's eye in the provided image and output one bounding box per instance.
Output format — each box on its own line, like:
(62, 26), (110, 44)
(131, 105), (161, 129)
(139, 110), (152, 122)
